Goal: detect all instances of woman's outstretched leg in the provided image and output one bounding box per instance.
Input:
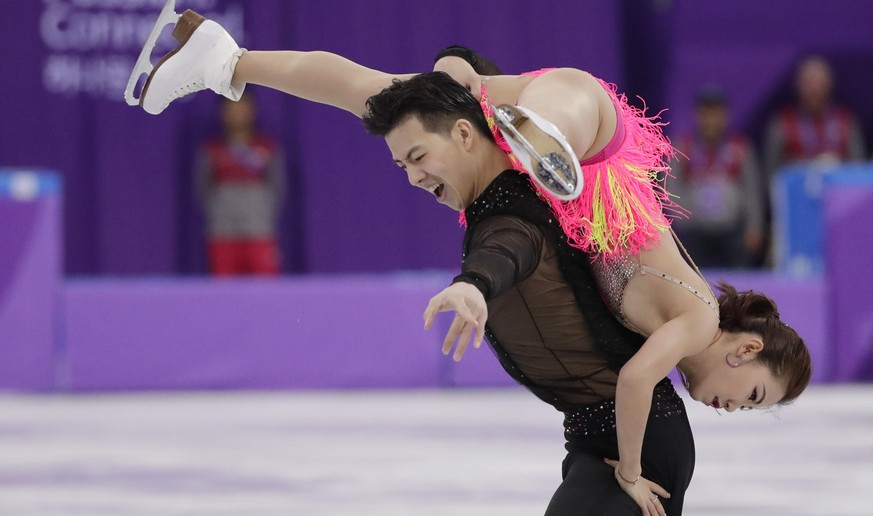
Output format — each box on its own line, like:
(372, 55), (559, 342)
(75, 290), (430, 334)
(232, 51), (414, 117)
(133, 8), (413, 117)
(516, 68), (613, 161)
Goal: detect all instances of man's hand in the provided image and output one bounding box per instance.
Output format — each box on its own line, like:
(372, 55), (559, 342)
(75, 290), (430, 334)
(423, 282), (488, 361)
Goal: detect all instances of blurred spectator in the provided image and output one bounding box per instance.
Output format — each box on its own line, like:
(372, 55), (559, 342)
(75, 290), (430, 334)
(196, 92), (285, 276)
(764, 55), (866, 176)
(670, 86), (764, 268)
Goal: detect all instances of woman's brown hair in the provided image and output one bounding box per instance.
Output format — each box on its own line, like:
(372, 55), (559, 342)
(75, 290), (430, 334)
(716, 282), (812, 404)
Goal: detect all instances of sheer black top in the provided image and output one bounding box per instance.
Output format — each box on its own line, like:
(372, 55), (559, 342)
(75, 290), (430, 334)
(454, 170), (647, 411)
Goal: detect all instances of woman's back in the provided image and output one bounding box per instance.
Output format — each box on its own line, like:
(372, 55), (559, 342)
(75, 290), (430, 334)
(593, 230), (720, 339)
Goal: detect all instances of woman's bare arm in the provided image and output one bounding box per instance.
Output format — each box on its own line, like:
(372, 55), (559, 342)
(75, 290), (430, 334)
(612, 306), (717, 514)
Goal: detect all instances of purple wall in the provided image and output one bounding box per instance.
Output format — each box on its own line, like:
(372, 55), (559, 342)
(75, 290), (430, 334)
(663, 1), (873, 142)
(0, 0), (623, 276)
(3, 1), (870, 276)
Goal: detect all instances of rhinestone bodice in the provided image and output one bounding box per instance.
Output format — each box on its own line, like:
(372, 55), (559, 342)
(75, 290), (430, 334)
(590, 249), (719, 337)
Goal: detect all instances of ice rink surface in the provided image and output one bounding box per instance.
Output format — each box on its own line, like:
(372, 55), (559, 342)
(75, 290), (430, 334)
(1, 384), (870, 515)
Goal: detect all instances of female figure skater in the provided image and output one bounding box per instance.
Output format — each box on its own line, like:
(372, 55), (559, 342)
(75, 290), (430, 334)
(129, 7), (811, 515)
(421, 50), (812, 514)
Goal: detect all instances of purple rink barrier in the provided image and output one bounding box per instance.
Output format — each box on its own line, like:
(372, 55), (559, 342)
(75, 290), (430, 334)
(824, 173), (873, 382)
(63, 273), (453, 391)
(0, 171), (62, 390)
(61, 270), (827, 391)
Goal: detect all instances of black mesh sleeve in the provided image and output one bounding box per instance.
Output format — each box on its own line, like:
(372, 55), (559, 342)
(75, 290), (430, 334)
(452, 215), (543, 300)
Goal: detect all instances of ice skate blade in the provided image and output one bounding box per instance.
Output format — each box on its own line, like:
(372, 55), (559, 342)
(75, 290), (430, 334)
(123, 0), (181, 107)
(492, 104), (580, 200)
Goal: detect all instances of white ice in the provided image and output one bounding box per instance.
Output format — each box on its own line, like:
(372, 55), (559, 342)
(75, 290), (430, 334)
(0, 385), (870, 515)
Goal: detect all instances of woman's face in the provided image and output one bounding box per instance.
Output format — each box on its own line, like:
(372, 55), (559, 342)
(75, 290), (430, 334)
(686, 357), (786, 412)
(433, 56), (482, 100)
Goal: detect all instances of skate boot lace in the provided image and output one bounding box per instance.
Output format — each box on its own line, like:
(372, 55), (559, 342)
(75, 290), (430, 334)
(162, 80), (206, 109)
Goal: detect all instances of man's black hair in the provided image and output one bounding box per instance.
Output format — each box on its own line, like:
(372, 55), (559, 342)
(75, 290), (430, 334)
(362, 71), (492, 139)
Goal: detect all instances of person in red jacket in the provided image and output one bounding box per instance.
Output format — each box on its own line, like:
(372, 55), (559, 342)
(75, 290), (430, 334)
(671, 86), (764, 268)
(196, 91), (285, 276)
(764, 55), (866, 177)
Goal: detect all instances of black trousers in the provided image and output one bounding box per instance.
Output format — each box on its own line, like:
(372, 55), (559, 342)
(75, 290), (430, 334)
(545, 408), (695, 515)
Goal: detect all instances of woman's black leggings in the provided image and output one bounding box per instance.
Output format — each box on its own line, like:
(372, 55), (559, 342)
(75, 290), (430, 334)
(545, 408), (696, 515)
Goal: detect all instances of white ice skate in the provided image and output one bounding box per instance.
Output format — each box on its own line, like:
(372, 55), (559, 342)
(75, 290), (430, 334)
(124, 0), (245, 115)
(492, 104), (584, 201)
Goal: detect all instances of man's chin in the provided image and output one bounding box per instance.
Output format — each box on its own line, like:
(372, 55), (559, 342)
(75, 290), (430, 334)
(442, 197), (464, 212)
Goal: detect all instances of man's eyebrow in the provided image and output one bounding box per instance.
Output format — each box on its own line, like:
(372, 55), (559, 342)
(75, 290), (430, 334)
(394, 145), (422, 164)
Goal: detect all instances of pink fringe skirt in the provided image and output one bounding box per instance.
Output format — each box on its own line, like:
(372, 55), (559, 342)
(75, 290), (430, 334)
(476, 75), (683, 262)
